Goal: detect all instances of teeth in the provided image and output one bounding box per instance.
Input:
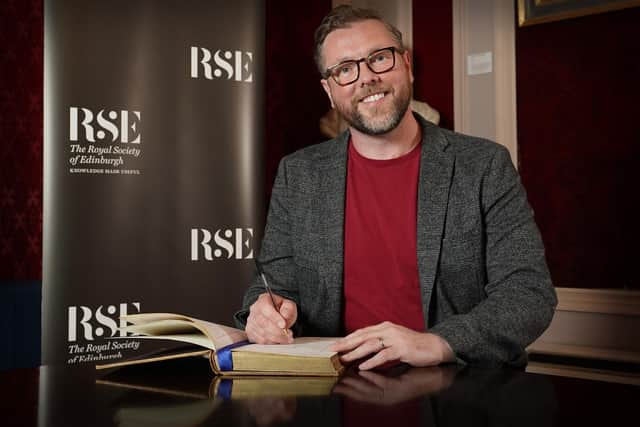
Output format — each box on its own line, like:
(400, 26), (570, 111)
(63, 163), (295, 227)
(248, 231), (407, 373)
(362, 93), (385, 103)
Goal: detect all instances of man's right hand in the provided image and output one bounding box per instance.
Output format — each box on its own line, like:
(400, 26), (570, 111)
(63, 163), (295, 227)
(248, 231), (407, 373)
(245, 293), (297, 344)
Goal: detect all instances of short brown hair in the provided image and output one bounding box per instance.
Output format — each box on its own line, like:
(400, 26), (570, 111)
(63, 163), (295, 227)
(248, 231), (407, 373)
(314, 5), (404, 76)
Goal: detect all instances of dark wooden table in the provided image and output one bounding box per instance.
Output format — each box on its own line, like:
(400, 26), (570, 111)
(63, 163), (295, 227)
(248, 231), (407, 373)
(2, 358), (638, 427)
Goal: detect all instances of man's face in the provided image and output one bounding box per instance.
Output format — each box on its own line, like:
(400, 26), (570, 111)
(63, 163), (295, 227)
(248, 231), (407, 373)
(320, 20), (414, 136)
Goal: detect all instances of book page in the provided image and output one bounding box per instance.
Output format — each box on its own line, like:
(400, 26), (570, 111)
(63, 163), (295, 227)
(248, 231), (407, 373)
(193, 320), (248, 350)
(124, 333), (215, 349)
(121, 313), (247, 351)
(234, 337), (338, 358)
(123, 319), (201, 336)
(121, 313), (192, 324)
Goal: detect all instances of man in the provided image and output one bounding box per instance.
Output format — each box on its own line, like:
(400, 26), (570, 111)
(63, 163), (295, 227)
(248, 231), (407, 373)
(234, 5), (556, 369)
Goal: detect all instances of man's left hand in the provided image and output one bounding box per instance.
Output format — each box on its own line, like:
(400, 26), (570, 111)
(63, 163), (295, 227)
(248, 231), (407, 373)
(330, 321), (455, 370)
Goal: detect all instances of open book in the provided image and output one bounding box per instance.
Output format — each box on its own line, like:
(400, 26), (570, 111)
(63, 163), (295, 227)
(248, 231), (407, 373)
(95, 313), (344, 376)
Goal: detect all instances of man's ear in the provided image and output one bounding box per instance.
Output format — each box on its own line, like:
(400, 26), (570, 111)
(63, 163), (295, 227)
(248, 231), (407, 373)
(403, 50), (414, 84)
(320, 79), (335, 108)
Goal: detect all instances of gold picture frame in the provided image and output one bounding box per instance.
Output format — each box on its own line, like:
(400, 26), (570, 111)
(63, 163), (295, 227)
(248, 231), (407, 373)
(518, 0), (640, 27)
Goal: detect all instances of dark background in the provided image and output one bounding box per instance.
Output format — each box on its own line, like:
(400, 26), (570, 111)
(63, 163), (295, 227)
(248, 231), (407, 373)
(1, 0), (638, 367)
(516, 7), (640, 289)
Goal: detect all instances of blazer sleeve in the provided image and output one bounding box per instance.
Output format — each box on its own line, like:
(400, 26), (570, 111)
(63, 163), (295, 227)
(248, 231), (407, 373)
(233, 157), (302, 333)
(429, 145), (557, 366)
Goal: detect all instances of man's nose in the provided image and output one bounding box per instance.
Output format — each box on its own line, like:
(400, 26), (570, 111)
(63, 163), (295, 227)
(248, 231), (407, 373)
(359, 63), (381, 86)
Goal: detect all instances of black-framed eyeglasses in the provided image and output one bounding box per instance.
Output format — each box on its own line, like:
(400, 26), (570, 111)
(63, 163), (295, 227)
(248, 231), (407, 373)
(324, 46), (403, 86)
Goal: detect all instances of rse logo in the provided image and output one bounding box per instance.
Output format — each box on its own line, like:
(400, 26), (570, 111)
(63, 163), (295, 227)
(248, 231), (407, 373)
(190, 46), (253, 83)
(191, 228), (254, 260)
(69, 107), (141, 143)
(68, 302), (141, 342)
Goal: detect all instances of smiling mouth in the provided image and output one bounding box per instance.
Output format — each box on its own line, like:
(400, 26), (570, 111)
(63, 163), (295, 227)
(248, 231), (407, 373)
(360, 92), (387, 104)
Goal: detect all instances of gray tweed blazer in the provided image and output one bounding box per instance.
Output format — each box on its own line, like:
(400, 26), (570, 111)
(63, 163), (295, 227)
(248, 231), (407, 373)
(235, 115), (557, 367)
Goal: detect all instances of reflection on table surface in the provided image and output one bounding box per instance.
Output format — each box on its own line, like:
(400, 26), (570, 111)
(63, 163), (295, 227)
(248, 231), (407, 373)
(2, 357), (639, 427)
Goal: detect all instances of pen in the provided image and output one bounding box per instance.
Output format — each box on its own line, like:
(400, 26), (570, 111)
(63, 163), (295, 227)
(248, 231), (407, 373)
(255, 259), (289, 337)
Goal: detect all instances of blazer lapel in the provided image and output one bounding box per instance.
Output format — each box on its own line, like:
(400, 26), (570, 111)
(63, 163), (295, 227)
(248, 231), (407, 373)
(318, 137), (348, 268)
(316, 132), (349, 333)
(416, 121), (454, 328)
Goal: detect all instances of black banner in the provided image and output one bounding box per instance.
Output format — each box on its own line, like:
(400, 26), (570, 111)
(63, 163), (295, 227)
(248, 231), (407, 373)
(43, 0), (264, 365)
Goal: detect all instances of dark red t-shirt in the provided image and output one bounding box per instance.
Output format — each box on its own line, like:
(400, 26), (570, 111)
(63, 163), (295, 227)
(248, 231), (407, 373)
(343, 140), (425, 334)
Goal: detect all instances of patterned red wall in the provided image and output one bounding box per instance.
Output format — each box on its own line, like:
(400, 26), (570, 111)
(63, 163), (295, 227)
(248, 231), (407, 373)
(0, 0), (43, 280)
(412, 0), (454, 130)
(516, 8), (640, 289)
(264, 0), (332, 197)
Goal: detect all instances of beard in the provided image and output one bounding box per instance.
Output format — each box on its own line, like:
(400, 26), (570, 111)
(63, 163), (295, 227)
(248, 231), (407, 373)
(334, 79), (412, 136)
